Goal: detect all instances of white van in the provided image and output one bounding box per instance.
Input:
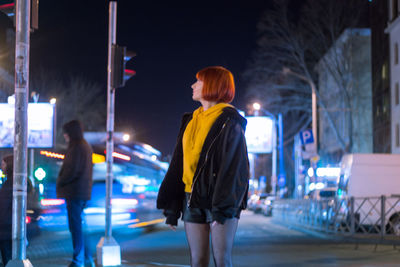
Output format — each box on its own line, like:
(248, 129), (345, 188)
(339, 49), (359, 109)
(337, 153), (400, 229)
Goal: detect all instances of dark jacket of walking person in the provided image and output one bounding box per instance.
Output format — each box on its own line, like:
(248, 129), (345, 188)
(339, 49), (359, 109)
(0, 155), (14, 266)
(0, 155), (34, 266)
(56, 120), (94, 267)
(157, 66), (250, 267)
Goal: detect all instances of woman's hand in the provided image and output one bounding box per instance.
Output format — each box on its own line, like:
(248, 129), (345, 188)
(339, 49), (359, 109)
(167, 224), (177, 231)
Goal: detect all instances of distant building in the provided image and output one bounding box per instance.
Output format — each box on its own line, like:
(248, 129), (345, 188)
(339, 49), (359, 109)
(386, 0), (400, 153)
(316, 28), (373, 162)
(370, 0), (391, 153)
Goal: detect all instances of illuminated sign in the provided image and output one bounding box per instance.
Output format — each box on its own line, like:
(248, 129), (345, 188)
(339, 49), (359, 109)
(0, 103), (55, 148)
(316, 167), (340, 177)
(245, 116), (274, 153)
(40, 150), (65, 159)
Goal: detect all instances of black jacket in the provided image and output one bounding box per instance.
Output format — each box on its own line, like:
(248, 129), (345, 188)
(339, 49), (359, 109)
(157, 107), (250, 225)
(56, 139), (93, 200)
(0, 175), (13, 240)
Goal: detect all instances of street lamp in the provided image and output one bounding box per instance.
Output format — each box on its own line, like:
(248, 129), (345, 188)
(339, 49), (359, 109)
(282, 67), (318, 148)
(122, 133), (130, 142)
(253, 102), (261, 113)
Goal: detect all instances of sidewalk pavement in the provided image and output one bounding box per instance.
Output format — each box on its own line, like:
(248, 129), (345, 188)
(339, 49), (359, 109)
(29, 257), (183, 267)
(25, 228), (186, 267)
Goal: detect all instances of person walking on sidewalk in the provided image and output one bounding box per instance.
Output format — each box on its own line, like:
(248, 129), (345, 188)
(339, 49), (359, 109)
(56, 120), (94, 267)
(157, 66), (250, 267)
(0, 155), (14, 266)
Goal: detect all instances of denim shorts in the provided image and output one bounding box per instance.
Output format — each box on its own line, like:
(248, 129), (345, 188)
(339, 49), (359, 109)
(182, 193), (241, 224)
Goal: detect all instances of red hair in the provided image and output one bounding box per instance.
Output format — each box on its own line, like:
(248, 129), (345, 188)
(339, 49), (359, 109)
(196, 66), (235, 103)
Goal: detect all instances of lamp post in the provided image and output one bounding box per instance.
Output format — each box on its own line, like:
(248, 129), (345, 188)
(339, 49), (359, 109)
(282, 67), (318, 148)
(252, 103), (286, 196)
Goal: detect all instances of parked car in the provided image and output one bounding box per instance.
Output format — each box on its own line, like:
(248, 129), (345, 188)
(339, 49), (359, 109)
(261, 196), (275, 216)
(247, 193), (269, 213)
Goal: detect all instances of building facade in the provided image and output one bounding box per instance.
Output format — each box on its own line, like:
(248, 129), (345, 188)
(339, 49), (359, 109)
(386, 0), (400, 153)
(316, 28), (373, 161)
(371, 0), (391, 153)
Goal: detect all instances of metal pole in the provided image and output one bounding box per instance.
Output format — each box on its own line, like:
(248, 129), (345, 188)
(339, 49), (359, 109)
(350, 197), (355, 236)
(29, 149), (34, 186)
(311, 82), (318, 149)
(283, 68), (318, 151)
(294, 134), (302, 199)
(381, 195), (385, 238)
(105, 0), (116, 240)
(96, 1), (121, 266)
(8, 0), (33, 266)
(271, 117), (277, 195)
(278, 113), (286, 194)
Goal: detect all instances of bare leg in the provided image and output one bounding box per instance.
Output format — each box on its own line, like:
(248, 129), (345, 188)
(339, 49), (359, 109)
(210, 218), (238, 267)
(184, 222), (210, 267)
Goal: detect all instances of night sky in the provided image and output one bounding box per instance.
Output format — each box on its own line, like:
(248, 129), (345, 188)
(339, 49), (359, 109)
(28, 0), (269, 156)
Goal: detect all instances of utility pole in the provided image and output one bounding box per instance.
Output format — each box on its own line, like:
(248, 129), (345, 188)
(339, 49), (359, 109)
(277, 113), (286, 195)
(282, 67), (318, 149)
(271, 118), (277, 195)
(96, 1), (121, 266)
(7, 0), (33, 265)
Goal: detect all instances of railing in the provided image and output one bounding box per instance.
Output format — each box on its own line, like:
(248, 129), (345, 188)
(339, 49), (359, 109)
(273, 196), (400, 243)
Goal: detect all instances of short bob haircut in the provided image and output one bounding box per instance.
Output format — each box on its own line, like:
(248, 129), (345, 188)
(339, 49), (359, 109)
(196, 66), (235, 103)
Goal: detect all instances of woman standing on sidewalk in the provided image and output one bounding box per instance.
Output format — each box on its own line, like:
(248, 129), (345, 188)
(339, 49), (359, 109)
(157, 66), (250, 267)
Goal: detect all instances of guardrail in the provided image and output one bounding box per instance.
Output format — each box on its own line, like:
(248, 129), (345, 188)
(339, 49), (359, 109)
(272, 196), (400, 243)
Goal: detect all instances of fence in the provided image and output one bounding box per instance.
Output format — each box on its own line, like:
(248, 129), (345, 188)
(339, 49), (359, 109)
(273, 196), (400, 244)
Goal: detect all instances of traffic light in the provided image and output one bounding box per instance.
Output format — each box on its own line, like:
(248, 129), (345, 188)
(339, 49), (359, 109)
(34, 167), (46, 181)
(0, 0), (14, 17)
(0, 0), (39, 30)
(111, 44), (136, 88)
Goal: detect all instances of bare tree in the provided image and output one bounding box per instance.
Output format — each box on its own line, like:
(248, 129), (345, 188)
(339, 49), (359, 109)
(245, 0), (369, 156)
(31, 70), (106, 145)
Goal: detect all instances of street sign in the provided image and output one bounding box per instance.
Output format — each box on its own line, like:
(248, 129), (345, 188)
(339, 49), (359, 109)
(299, 130), (318, 160)
(300, 129), (314, 145)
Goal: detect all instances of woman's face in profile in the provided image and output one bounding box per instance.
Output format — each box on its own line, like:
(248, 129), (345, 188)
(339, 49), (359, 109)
(191, 79), (204, 102)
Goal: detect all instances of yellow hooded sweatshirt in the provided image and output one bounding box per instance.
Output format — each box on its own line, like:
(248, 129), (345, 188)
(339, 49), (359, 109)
(182, 103), (232, 193)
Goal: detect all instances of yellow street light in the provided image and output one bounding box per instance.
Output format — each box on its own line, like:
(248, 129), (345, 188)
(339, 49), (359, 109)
(122, 133), (130, 142)
(253, 102), (261, 111)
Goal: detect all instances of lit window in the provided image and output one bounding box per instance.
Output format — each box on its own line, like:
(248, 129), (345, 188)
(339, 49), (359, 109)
(382, 63), (388, 80)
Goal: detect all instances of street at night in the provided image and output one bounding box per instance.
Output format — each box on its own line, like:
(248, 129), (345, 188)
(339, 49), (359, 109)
(2, 0), (400, 266)
(26, 211), (400, 267)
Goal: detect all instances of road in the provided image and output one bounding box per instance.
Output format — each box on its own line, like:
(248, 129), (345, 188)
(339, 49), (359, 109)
(26, 211), (400, 267)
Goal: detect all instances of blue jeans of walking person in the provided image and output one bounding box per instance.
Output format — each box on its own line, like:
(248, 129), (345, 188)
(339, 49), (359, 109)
(0, 239), (11, 266)
(66, 199), (93, 267)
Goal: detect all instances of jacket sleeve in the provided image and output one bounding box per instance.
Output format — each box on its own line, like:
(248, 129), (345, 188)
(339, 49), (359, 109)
(57, 145), (82, 187)
(156, 114), (190, 225)
(211, 121), (249, 224)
